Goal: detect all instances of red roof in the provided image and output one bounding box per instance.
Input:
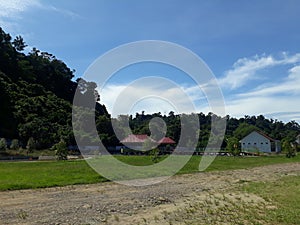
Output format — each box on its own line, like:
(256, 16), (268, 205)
(158, 137), (176, 144)
(120, 134), (175, 144)
(121, 134), (155, 143)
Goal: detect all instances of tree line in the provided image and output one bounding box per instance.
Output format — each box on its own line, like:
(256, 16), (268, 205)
(0, 27), (299, 153)
(0, 27), (107, 151)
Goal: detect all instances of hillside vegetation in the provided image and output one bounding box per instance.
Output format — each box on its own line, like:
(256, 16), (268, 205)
(0, 27), (299, 151)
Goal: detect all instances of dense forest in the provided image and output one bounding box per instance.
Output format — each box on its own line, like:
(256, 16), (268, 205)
(0, 27), (107, 150)
(0, 27), (300, 152)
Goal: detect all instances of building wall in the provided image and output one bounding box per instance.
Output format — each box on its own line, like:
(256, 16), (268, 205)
(240, 131), (271, 153)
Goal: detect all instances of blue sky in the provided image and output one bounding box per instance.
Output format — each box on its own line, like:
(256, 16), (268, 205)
(1, 0), (300, 122)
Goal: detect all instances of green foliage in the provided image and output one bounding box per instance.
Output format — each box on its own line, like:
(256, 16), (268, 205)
(53, 140), (68, 160)
(1, 26), (300, 152)
(225, 137), (240, 156)
(0, 27), (108, 149)
(0, 138), (7, 151)
(149, 148), (160, 163)
(10, 139), (19, 150)
(12, 35), (27, 51)
(26, 137), (36, 152)
(282, 140), (296, 158)
(233, 123), (258, 140)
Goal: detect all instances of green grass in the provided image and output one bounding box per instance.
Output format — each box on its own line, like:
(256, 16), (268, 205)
(0, 155), (299, 191)
(179, 154), (300, 174)
(0, 160), (107, 190)
(241, 175), (300, 224)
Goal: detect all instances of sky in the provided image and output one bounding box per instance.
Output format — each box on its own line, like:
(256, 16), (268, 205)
(1, 0), (300, 122)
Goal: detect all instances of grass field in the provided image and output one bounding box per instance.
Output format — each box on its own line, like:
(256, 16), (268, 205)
(240, 175), (300, 224)
(0, 155), (299, 191)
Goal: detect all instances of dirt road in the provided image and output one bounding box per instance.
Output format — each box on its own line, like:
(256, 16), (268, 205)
(1, 162), (300, 225)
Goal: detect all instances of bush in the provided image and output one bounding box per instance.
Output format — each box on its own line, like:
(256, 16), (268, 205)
(149, 148), (160, 163)
(226, 137), (241, 156)
(0, 138), (7, 151)
(10, 139), (19, 150)
(53, 140), (68, 160)
(283, 140), (296, 158)
(26, 137), (36, 153)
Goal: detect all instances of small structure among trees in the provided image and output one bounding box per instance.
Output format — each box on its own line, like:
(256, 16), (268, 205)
(120, 134), (176, 154)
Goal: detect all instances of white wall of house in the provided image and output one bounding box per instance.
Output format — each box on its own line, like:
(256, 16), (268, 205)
(240, 131), (272, 153)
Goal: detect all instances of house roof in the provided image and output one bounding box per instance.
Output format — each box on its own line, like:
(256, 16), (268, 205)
(120, 134), (155, 143)
(255, 131), (275, 141)
(120, 134), (175, 144)
(158, 137), (176, 144)
(241, 130), (275, 142)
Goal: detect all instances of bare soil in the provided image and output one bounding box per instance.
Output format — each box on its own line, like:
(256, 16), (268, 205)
(1, 162), (300, 225)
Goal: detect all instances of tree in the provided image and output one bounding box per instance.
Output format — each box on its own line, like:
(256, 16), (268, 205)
(53, 140), (68, 160)
(226, 137), (240, 156)
(0, 138), (7, 151)
(26, 137), (36, 153)
(10, 139), (19, 150)
(149, 148), (160, 163)
(283, 139), (296, 158)
(233, 123), (258, 140)
(12, 35), (27, 51)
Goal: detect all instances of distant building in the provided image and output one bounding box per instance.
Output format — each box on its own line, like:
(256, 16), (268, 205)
(120, 134), (176, 152)
(240, 131), (281, 153)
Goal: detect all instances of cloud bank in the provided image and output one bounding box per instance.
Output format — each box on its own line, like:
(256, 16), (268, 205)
(100, 52), (300, 123)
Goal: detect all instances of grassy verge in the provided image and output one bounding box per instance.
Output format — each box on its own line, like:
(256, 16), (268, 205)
(0, 155), (299, 191)
(241, 175), (300, 224)
(0, 160), (106, 190)
(179, 154), (300, 174)
(158, 175), (300, 225)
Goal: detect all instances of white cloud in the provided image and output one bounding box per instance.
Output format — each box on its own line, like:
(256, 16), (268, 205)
(0, 0), (41, 32)
(239, 65), (300, 97)
(0, 0), (40, 18)
(219, 53), (300, 90)
(94, 52), (300, 123)
(224, 63), (300, 123)
(225, 95), (300, 122)
(0, 0), (79, 33)
(99, 81), (208, 117)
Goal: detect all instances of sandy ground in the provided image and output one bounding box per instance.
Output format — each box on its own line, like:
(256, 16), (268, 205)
(1, 162), (300, 225)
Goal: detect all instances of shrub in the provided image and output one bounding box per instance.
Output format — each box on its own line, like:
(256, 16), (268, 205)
(226, 137), (241, 156)
(0, 138), (7, 151)
(10, 139), (19, 150)
(149, 148), (160, 163)
(53, 140), (68, 160)
(26, 137), (36, 153)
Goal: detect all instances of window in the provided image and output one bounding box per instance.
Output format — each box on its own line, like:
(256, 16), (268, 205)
(261, 142), (263, 145)
(243, 143), (245, 145)
(248, 143), (250, 145)
(254, 143), (257, 145)
(266, 142), (268, 144)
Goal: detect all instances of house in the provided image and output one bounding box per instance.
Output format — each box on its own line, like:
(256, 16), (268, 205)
(120, 134), (176, 153)
(240, 131), (281, 153)
(120, 134), (155, 151)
